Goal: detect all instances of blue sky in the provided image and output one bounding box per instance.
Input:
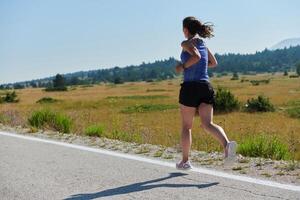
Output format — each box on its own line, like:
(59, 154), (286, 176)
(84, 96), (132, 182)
(1, 0), (300, 84)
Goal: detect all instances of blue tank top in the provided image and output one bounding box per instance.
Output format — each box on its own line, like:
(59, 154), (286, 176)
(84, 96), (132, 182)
(180, 39), (209, 82)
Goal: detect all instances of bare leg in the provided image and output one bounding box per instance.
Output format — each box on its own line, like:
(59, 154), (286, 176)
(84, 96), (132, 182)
(179, 104), (196, 162)
(198, 103), (230, 156)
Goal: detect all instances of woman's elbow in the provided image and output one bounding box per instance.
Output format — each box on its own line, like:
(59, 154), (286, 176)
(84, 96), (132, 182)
(208, 61), (218, 68)
(194, 54), (201, 62)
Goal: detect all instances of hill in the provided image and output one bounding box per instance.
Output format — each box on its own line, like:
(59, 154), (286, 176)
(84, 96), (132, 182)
(271, 38), (300, 50)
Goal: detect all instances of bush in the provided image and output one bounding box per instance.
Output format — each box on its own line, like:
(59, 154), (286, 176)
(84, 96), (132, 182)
(45, 86), (68, 91)
(289, 74), (299, 78)
(214, 87), (240, 113)
(237, 134), (290, 160)
(36, 97), (59, 104)
(244, 95), (275, 112)
(250, 79), (270, 86)
(28, 109), (72, 133)
(84, 124), (105, 137)
(2, 91), (19, 103)
(121, 104), (177, 114)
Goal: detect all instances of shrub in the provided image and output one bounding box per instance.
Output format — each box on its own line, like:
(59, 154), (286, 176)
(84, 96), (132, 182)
(289, 74), (299, 78)
(121, 104), (177, 114)
(237, 134), (290, 160)
(84, 124), (105, 137)
(2, 91), (19, 103)
(45, 86), (68, 91)
(28, 109), (72, 133)
(36, 97), (59, 104)
(250, 79), (270, 86)
(214, 87), (240, 113)
(244, 95), (275, 112)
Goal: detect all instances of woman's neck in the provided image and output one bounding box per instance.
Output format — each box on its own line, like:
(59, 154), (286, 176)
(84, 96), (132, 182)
(187, 33), (199, 40)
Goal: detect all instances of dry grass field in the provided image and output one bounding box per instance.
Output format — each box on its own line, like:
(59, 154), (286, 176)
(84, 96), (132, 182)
(1, 73), (299, 159)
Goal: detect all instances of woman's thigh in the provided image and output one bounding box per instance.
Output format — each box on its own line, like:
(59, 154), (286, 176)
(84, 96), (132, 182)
(198, 102), (214, 125)
(180, 103), (197, 128)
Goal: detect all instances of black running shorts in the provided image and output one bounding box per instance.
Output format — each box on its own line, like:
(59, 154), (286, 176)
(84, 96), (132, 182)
(179, 80), (216, 108)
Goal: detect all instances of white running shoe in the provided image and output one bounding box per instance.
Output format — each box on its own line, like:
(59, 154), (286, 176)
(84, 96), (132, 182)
(176, 160), (193, 170)
(225, 141), (237, 163)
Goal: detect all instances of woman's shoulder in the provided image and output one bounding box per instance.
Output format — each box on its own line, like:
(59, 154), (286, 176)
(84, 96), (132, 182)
(181, 37), (205, 47)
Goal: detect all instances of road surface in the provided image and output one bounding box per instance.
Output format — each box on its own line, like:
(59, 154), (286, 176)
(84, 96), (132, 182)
(0, 131), (299, 200)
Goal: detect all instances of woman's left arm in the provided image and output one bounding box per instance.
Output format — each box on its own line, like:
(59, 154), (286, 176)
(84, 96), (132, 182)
(175, 40), (201, 73)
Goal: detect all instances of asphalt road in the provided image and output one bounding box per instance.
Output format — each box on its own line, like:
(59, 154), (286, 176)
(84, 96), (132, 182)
(0, 132), (299, 200)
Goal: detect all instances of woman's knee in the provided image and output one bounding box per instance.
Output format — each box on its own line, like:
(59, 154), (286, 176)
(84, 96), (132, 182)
(182, 123), (192, 132)
(201, 121), (213, 130)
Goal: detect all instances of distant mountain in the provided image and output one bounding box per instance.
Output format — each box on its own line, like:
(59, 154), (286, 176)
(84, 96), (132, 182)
(271, 38), (300, 50)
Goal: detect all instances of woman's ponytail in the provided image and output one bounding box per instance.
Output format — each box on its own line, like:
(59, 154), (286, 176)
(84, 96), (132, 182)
(183, 16), (214, 38)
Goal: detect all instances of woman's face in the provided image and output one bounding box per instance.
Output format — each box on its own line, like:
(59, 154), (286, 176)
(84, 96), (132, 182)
(183, 27), (189, 39)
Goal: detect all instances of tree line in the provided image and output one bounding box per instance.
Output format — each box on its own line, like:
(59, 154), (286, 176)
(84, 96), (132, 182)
(1, 46), (300, 89)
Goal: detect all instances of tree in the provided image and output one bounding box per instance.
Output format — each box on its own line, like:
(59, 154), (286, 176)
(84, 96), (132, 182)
(45, 74), (67, 91)
(113, 76), (123, 84)
(296, 62), (300, 76)
(231, 72), (239, 80)
(53, 74), (65, 88)
(284, 70), (288, 76)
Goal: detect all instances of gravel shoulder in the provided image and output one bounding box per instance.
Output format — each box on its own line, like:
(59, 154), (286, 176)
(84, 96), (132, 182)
(1, 123), (299, 186)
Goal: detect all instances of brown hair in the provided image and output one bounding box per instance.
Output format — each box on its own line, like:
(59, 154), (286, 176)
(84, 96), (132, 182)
(183, 16), (214, 38)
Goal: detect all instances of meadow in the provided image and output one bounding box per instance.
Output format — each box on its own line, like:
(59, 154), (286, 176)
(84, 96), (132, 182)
(0, 73), (299, 159)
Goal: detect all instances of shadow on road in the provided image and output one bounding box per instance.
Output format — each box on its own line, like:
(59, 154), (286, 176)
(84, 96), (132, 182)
(64, 172), (219, 200)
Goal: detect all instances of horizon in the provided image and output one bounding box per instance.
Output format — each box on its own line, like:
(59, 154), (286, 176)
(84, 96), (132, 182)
(1, 0), (300, 84)
(1, 45), (300, 85)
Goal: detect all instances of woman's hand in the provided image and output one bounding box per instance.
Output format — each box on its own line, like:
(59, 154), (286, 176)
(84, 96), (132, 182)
(175, 63), (184, 73)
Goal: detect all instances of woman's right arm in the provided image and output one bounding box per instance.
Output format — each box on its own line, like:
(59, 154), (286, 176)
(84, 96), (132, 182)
(207, 47), (218, 68)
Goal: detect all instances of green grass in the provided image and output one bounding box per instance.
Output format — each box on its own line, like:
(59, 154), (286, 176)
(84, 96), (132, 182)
(0, 113), (9, 124)
(109, 129), (143, 143)
(28, 109), (72, 133)
(237, 134), (290, 160)
(106, 95), (169, 100)
(285, 100), (300, 118)
(121, 104), (178, 113)
(84, 124), (105, 137)
(153, 149), (164, 157)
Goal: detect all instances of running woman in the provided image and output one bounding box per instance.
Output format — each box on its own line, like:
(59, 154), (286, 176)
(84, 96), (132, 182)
(175, 16), (237, 170)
